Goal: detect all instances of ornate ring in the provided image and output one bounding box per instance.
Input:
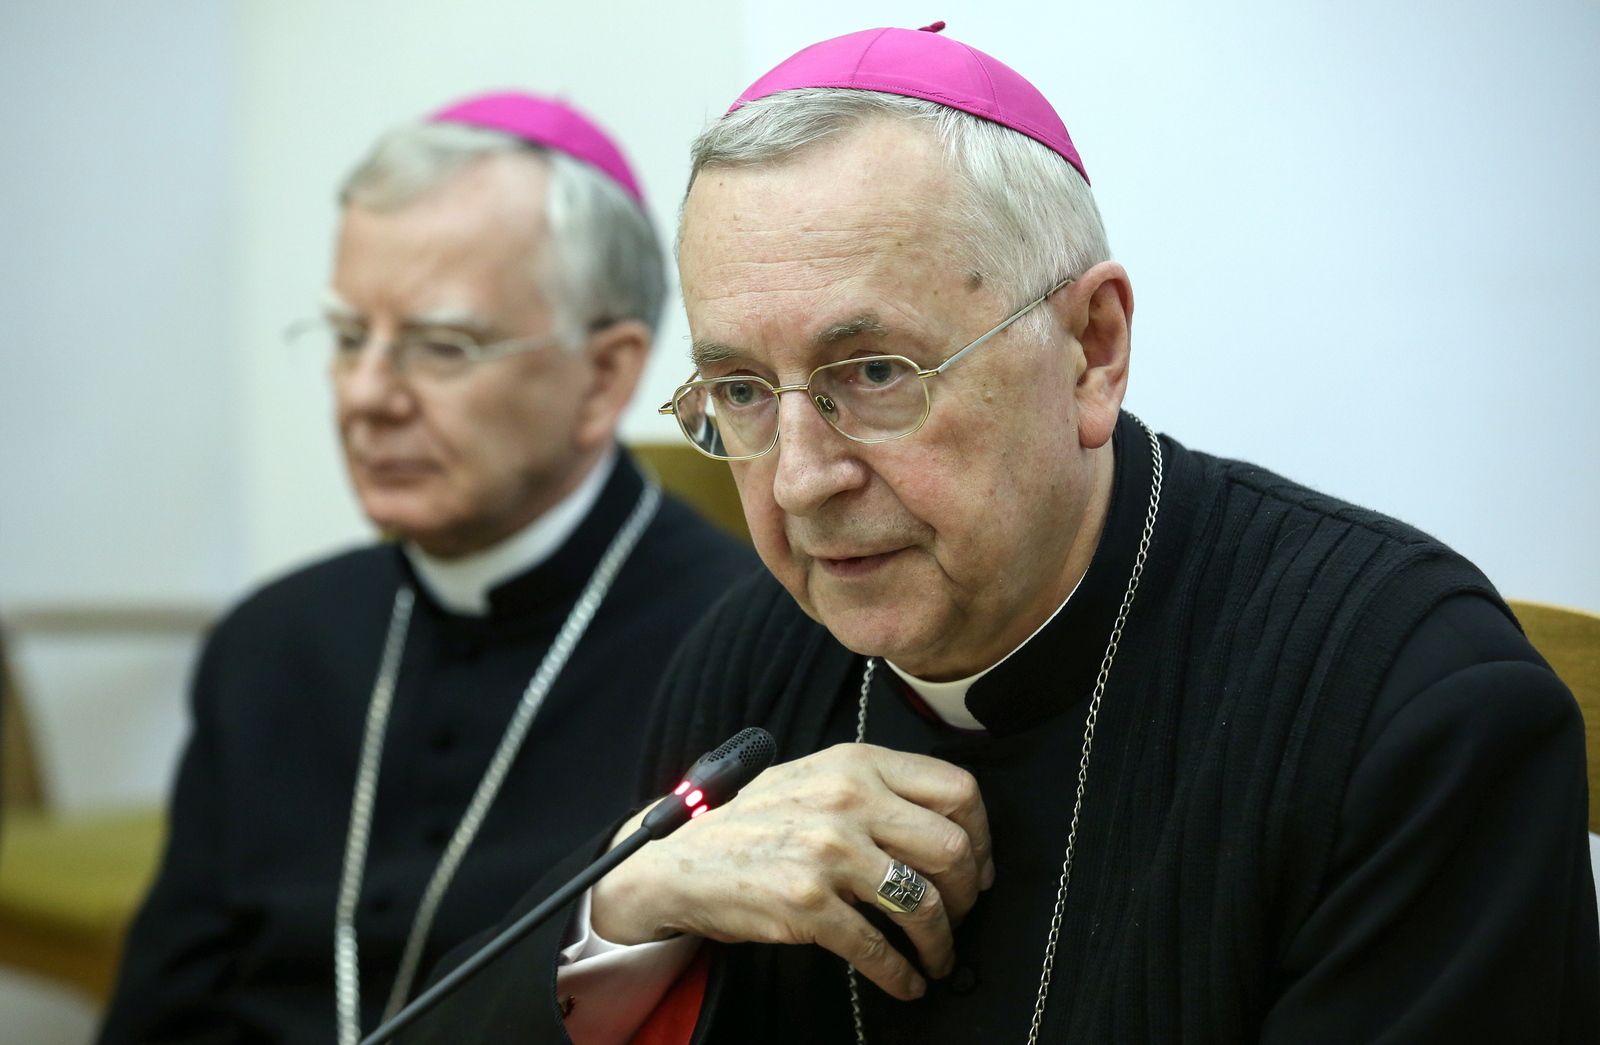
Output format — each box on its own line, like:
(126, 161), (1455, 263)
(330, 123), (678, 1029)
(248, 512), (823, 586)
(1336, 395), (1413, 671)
(875, 859), (928, 915)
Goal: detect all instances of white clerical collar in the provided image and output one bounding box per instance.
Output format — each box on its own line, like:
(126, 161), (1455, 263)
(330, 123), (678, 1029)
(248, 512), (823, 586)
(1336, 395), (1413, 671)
(885, 573), (1084, 731)
(403, 447), (617, 617)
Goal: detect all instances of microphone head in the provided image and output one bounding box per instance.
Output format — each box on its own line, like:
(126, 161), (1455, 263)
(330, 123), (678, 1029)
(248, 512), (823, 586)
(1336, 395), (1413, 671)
(643, 726), (777, 839)
(694, 726), (777, 779)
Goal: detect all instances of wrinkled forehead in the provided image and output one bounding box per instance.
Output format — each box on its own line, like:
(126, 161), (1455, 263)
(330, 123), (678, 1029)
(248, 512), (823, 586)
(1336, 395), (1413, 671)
(678, 123), (989, 366)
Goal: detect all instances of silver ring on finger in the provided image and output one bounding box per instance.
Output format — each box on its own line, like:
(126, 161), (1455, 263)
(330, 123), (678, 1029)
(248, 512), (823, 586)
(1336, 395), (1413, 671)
(874, 859), (928, 915)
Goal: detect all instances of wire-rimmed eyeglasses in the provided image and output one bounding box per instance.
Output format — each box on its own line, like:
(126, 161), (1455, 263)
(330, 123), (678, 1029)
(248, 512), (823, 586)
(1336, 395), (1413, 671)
(285, 314), (570, 381)
(659, 276), (1073, 461)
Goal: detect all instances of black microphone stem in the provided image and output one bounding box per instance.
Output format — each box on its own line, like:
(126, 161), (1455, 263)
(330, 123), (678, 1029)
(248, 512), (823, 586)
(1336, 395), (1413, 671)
(358, 825), (652, 1045)
(354, 725), (775, 1044)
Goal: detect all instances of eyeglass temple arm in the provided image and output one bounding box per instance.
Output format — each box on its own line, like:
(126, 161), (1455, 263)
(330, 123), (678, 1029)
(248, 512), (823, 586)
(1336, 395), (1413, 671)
(660, 371), (701, 414)
(473, 330), (571, 362)
(927, 275), (1075, 377)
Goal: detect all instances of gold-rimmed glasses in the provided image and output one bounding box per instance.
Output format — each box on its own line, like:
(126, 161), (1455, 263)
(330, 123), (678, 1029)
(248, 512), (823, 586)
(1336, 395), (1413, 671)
(660, 276), (1073, 461)
(285, 314), (570, 382)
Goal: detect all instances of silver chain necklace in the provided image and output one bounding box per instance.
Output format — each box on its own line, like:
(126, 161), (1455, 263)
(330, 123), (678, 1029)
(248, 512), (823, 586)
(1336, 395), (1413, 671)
(847, 417), (1163, 1045)
(333, 482), (661, 1045)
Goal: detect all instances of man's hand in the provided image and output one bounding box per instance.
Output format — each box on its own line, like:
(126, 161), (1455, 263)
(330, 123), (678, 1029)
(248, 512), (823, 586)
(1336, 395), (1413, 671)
(591, 743), (994, 1000)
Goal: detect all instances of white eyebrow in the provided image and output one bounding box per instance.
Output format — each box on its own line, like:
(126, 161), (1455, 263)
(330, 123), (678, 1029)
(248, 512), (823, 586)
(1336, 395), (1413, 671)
(690, 339), (740, 370)
(409, 304), (493, 328)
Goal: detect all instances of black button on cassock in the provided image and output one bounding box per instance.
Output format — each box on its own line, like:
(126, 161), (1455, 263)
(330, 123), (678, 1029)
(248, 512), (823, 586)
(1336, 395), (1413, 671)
(949, 965), (978, 995)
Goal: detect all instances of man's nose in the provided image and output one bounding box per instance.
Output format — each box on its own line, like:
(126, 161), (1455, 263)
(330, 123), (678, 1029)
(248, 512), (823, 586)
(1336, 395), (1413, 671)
(770, 388), (868, 516)
(337, 339), (416, 419)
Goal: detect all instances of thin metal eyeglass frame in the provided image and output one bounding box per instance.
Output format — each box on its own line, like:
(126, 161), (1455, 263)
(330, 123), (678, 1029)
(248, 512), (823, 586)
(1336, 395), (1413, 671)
(658, 275), (1074, 461)
(285, 316), (572, 376)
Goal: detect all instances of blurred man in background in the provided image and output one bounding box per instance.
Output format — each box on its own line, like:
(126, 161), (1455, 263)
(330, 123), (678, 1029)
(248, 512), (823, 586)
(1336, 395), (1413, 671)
(99, 92), (755, 1045)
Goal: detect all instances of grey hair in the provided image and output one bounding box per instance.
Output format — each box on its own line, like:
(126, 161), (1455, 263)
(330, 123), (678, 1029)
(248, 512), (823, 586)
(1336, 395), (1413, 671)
(341, 121), (666, 343)
(687, 89), (1110, 340)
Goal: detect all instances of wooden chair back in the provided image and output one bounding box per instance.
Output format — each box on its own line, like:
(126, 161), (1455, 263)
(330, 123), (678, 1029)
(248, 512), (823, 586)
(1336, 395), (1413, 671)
(0, 614), (174, 999)
(628, 442), (749, 543)
(0, 626), (46, 814)
(1507, 600), (1600, 833)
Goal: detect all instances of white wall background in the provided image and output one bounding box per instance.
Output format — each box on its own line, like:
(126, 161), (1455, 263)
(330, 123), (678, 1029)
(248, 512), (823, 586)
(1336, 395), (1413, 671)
(0, 0), (240, 607)
(0, 0), (1595, 820)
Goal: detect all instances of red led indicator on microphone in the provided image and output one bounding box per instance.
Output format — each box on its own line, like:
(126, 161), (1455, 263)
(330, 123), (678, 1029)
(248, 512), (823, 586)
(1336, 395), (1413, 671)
(673, 780), (690, 796)
(691, 804), (709, 818)
(684, 789), (704, 808)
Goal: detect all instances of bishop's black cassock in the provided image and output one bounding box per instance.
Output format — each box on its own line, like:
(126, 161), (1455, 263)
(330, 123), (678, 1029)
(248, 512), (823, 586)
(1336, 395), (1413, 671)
(99, 451), (758, 1044)
(400, 414), (1599, 1044)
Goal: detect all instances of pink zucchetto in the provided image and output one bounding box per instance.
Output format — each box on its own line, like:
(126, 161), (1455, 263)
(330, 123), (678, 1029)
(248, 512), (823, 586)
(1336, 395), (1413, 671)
(732, 22), (1088, 183)
(430, 91), (646, 206)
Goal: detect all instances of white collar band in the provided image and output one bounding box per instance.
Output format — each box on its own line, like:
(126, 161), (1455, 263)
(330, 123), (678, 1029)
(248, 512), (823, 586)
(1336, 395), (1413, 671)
(885, 572), (1084, 731)
(403, 447), (617, 616)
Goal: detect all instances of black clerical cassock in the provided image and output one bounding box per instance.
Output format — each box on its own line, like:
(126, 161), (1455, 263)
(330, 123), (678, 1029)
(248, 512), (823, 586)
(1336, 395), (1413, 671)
(100, 452), (758, 1044)
(399, 414), (1599, 1044)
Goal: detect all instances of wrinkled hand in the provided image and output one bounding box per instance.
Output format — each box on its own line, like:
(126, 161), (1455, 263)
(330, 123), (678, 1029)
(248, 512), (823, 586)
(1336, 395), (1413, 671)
(591, 743), (994, 1000)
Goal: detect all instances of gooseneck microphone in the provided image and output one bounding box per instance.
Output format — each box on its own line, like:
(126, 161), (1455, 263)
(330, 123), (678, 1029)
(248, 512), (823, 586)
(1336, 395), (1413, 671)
(358, 727), (776, 1045)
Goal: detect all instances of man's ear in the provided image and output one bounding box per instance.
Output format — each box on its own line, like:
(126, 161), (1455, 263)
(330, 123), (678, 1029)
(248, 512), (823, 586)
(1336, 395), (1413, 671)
(574, 319), (652, 451)
(1051, 260), (1132, 451)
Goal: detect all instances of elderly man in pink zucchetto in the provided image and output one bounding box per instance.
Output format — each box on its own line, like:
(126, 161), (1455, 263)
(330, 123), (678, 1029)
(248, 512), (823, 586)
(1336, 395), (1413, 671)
(97, 93), (756, 1045)
(396, 25), (1598, 1045)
